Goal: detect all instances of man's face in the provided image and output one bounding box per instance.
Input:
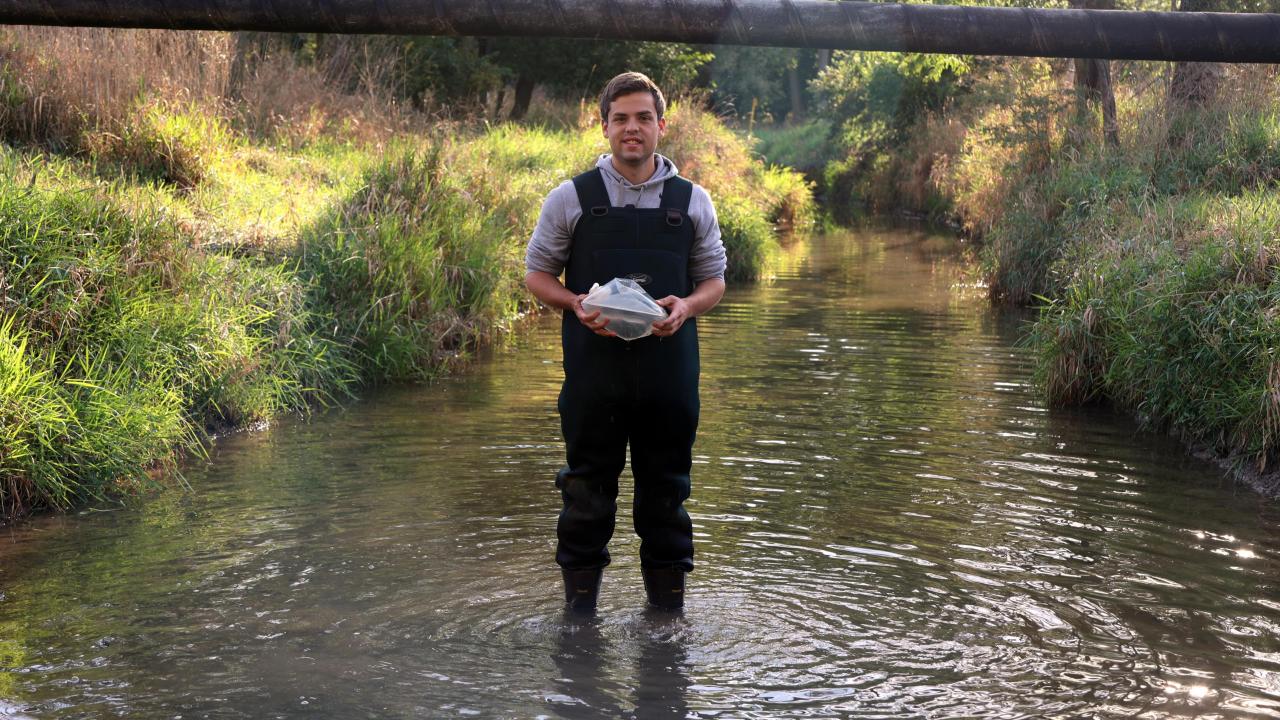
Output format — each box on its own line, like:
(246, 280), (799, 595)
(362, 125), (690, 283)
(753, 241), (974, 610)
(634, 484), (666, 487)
(602, 91), (666, 169)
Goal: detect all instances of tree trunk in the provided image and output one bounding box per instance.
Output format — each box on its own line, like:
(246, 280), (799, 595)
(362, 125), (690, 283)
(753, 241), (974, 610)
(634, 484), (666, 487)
(786, 63), (805, 124)
(509, 75), (535, 120)
(228, 31), (267, 99)
(1069, 0), (1119, 146)
(1097, 60), (1119, 147)
(816, 49), (831, 73)
(1169, 61), (1222, 108)
(494, 88), (507, 121)
(1168, 0), (1223, 107)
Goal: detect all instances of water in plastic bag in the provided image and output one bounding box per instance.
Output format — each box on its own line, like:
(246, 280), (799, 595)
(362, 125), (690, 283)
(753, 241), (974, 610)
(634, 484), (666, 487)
(581, 278), (668, 341)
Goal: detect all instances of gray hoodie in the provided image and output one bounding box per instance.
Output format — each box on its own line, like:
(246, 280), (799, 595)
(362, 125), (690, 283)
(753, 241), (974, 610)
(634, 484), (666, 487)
(524, 154), (727, 284)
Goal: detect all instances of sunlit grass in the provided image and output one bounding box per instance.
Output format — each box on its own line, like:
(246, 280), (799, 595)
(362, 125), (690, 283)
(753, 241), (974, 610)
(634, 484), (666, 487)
(190, 139), (373, 245)
(0, 142), (357, 517)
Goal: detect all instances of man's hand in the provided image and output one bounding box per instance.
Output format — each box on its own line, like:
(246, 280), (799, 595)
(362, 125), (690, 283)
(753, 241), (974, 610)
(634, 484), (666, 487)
(526, 272), (614, 337)
(573, 294), (616, 337)
(650, 279), (726, 338)
(652, 295), (692, 337)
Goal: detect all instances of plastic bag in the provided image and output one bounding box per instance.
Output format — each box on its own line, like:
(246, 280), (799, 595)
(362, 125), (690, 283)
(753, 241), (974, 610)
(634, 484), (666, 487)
(581, 278), (668, 341)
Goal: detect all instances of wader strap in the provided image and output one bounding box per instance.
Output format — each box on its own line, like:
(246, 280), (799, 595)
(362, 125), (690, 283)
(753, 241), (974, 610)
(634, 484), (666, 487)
(572, 168), (611, 216)
(659, 176), (693, 213)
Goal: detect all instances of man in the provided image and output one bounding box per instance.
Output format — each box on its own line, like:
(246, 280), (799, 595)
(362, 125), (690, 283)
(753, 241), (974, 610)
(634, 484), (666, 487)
(525, 72), (726, 612)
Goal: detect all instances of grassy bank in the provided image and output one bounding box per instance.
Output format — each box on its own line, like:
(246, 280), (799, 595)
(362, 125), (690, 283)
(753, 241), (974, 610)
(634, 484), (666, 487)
(818, 58), (1280, 494)
(0, 28), (813, 520)
(1015, 81), (1280, 494)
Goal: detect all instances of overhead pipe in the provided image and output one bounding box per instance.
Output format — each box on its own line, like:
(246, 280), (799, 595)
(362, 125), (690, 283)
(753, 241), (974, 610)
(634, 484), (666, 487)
(0, 0), (1278, 62)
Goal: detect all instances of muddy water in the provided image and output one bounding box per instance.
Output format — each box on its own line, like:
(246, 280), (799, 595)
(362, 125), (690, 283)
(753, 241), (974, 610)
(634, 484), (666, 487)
(2, 228), (1279, 719)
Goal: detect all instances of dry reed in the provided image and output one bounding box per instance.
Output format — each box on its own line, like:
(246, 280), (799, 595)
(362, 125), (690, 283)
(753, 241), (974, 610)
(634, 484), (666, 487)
(0, 27), (232, 147)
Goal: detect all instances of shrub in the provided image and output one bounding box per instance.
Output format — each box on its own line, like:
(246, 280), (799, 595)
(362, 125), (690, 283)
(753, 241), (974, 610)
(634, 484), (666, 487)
(751, 119), (835, 176)
(85, 101), (234, 188)
(661, 100), (815, 273)
(717, 195), (777, 282)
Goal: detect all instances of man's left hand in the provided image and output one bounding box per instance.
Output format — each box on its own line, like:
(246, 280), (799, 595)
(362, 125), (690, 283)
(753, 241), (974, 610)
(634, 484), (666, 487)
(652, 296), (691, 337)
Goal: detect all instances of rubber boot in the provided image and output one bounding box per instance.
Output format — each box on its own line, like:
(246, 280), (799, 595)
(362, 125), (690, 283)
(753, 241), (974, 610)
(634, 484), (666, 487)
(642, 567), (685, 611)
(562, 567), (604, 612)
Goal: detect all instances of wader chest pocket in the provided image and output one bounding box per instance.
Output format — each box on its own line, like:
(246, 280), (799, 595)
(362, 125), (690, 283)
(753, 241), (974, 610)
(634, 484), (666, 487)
(591, 249), (685, 300)
(587, 218), (629, 237)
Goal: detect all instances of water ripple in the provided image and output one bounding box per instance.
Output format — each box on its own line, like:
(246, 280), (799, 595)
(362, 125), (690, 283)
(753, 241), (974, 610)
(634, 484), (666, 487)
(2, 230), (1279, 718)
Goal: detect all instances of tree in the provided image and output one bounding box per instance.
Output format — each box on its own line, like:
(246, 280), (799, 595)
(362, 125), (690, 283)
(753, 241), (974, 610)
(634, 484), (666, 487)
(1168, 0), (1223, 108)
(486, 39), (710, 120)
(812, 51), (971, 154)
(1069, 0), (1119, 146)
(705, 47), (823, 124)
(1166, 0), (1280, 108)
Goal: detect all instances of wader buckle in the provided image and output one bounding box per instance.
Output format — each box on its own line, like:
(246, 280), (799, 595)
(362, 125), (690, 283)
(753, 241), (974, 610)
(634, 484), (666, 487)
(590, 206), (609, 217)
(665, 209), (684, 227)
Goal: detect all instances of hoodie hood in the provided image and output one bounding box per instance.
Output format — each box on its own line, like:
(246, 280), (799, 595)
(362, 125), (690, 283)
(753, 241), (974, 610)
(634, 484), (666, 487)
(596, 153), (679, 204)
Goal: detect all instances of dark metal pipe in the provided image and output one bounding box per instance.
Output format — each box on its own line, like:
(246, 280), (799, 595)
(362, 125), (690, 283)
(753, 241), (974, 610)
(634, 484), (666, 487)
(1, 0), (1278, 63)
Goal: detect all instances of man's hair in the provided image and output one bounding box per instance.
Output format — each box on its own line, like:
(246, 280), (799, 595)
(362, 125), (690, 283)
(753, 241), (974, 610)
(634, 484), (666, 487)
(599, 72), (666, 122)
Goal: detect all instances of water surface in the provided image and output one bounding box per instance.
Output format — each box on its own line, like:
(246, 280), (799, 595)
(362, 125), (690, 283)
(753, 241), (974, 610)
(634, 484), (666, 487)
(2, 229), (1279, 719)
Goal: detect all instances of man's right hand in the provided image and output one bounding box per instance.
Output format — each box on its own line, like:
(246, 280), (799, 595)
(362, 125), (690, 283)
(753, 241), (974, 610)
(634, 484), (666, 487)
(573, 294), (615, 337)
(525, 272), (614, 337)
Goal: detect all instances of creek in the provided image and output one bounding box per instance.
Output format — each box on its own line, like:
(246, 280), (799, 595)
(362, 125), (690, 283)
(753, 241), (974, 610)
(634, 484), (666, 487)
(2, 228), (1278, 719)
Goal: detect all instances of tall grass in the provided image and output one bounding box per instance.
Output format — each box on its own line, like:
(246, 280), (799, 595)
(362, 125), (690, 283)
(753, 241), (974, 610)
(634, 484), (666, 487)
(0, 27), (232, 149)
(1027, 186), (1280, 479)
(0, 27), (412, 158)
(295, 127), (597, 382)
(0, 148), (354, 517)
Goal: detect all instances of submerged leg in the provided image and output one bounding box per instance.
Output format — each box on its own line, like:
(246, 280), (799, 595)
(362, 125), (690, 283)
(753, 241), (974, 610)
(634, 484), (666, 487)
(555, 380), (627, 574)
(629, 373), (697, 579)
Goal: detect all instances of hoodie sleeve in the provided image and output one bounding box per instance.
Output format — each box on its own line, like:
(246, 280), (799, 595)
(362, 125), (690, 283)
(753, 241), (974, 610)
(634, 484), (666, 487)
(525, 180), (582, 276)
(688, 184), (727, 283)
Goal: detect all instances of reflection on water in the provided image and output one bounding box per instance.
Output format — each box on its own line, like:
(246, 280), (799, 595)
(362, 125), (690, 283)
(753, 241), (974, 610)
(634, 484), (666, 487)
(550, 612), (690, 719)
(2, 228), (1279, 718)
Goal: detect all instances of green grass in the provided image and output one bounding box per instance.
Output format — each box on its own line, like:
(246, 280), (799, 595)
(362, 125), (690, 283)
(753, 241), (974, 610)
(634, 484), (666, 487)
(1029, 189), (1280, 474)
(0, 147), (354, 516)
(189, 139), (373, 245)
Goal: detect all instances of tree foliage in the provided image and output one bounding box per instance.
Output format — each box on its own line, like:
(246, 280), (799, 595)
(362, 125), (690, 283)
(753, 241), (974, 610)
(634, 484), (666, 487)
(705, 47), (823, 124)
(812, 52), (972, 154)
(287, 34), (710, 119)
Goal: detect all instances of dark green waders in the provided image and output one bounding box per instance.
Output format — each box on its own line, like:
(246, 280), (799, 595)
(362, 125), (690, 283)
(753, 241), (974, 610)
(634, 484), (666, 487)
(556, 168), (699, 612)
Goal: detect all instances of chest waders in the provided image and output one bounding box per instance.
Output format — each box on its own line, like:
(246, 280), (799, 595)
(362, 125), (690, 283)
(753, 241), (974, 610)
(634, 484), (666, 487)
(556, 168), (698, 611)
